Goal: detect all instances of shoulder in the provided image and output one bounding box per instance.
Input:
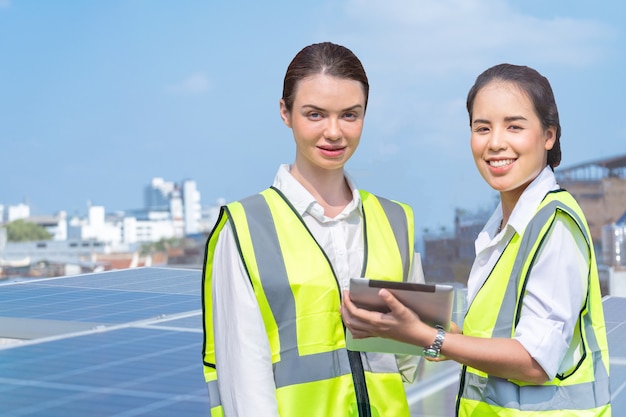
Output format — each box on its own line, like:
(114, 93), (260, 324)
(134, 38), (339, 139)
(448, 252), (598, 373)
(540, 190), (589, 237)
(358, 189), (410, 207)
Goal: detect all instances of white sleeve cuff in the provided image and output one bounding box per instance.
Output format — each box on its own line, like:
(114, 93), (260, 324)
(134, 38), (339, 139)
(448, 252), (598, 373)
(514, 316), (568, 379)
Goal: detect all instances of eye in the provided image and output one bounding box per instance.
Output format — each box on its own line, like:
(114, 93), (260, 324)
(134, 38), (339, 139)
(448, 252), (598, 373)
(307, 111), (323, 120)
(473, 126), (490, 133)
(508, 125), (523, 131)
(343, 112), (358, 121)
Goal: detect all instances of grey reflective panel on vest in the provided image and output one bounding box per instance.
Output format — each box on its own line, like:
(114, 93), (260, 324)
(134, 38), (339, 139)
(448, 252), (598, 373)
(463, 197), (611, 411)
(240, 194), (352, 388)
(375, 196), (410, 281)
(274, 349), (353, 388)
(463, 372), (609, 411)
(243, 194), (299, 353)
(207, 380), (221, 408)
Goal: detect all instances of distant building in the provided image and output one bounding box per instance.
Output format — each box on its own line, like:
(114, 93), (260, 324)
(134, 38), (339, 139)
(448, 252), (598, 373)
(200, 197), (224, 233)
(0, 238), (167, 280)
(0, 238), (110, 277)
(145, 177), (175, 211)
(4, 203), (30, 223)
(0, 177), (224, 278)
(68, 205), (126, 246)
(555, 154), (626, 245)
(602, 210), (626, 268)
(28, 212), (68, 241)
(182, 180), (201, 235)
(143, 177), (202, 237)
(423, 206), (492, 285)
(0, 204), (68, 242)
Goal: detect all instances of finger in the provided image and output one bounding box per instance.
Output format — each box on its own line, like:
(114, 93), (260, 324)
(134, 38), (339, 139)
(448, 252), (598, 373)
(378, 289), (410, 316)
(342, 290), (358, 312)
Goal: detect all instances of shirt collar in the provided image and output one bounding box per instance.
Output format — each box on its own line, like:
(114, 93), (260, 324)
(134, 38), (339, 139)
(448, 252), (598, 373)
(476, 166), (559, 249)
(507, 166), (559, 235)
(272, 164), (362, 221)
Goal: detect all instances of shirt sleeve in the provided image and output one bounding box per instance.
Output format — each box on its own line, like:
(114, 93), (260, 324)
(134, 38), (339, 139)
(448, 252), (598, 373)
(410, 252), (426, 284)
(513, 214), (589, 379)
(212, 224), (279, 417)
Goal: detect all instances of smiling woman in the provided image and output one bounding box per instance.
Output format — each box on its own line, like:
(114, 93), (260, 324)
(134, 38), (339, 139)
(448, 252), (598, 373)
(342, 63), (612, 417)
(201, 41), (425, 417)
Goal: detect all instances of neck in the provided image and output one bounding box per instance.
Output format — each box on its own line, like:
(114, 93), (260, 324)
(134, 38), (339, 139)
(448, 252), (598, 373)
(290, 164), (352, 217)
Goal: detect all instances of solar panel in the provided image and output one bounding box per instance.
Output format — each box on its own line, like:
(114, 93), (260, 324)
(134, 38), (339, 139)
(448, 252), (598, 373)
(603, 296), (626, 413)
(0, 267), (624, 416)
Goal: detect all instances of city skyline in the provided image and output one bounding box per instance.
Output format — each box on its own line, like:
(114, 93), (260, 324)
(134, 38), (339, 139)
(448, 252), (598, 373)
(2, 1), (625, 234)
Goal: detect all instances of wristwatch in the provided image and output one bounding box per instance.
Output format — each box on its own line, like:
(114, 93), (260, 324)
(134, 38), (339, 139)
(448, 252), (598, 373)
(423, 325), (446, 359)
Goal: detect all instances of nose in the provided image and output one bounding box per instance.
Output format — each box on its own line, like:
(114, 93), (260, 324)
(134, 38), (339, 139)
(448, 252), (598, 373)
(488, 127), (506, 151)
(324, 117), (342, 141)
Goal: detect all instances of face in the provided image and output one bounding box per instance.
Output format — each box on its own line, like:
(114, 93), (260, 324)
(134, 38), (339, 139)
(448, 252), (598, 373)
(470, 81), (556, 206)
(279, 73), (366, 176)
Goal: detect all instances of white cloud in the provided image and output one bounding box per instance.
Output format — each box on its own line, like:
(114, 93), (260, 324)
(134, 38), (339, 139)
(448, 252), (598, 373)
(332, 0), (616, 76)
(165, 73), (210, 95)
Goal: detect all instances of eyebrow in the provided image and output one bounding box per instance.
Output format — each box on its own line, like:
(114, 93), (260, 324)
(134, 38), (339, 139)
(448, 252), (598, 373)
(301, 104), (363, 112)
(504, 115), (528, 122)
(472, 115), (528, 125)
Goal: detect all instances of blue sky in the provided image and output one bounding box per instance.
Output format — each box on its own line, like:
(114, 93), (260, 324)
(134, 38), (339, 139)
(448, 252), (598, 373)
(1, 0), (625, 235)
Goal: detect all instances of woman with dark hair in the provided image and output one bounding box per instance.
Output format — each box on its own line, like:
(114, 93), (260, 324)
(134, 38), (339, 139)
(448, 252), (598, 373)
(343, 63), (611, 416)
(202, 42), (424, 417)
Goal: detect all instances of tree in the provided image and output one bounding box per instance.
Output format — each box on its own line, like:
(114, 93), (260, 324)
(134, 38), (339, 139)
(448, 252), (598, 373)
(140, 237), (181, 255)
(5, 219), (53, 242)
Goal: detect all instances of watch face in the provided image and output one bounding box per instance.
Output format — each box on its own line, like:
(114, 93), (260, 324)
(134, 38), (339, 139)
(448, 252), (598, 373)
(423, 349), (439, 359)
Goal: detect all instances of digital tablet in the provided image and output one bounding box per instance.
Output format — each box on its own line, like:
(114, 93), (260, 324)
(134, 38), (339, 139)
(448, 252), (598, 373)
(345, 278), (455, 355)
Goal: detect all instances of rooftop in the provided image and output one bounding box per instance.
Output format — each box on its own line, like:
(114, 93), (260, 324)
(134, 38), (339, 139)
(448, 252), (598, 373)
(556, 153), (626, 181)
(0, 267), (624, 416)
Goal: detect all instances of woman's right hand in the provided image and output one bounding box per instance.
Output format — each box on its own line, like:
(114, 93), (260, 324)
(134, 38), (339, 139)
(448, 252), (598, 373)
(341, 289), (433, 347)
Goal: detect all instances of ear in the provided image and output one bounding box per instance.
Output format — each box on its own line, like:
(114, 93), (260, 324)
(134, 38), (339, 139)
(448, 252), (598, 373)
(544, 126), (556, 151)
(279, 99), (292, 128)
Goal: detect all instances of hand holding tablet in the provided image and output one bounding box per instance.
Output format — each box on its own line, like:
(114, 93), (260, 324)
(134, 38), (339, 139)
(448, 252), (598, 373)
(345, 278), (455, 355)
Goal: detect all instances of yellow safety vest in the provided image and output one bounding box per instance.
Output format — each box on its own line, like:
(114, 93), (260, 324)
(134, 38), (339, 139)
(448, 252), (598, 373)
(202, 187), (415, 417)
(457, 190), (611, 416)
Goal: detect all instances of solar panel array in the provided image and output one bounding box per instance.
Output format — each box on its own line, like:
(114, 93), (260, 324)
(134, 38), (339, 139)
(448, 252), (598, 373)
(0, 267), (209, 417)
(0, 267), (624, 417)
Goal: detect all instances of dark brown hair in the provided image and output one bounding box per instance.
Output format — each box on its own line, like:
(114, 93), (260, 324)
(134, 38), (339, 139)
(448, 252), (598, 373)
(282, 42), (369, 112)
(466, 63), (562, 169)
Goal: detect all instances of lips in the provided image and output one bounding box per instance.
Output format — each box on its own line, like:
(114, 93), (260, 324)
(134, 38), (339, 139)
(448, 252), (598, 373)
(319, 146), (346, 151)
(318, 146), (347, 158)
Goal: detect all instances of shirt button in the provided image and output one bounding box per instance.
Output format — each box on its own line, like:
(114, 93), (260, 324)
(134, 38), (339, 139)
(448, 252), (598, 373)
(479, 259), (486, 266)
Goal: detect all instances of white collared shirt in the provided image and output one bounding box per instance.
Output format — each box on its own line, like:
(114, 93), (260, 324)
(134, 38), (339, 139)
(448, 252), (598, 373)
(467, 166), (588, 379)
(212, 164), (424, 416)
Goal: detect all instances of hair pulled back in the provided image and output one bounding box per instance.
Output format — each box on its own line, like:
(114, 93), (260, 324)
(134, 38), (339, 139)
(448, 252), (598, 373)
(466, 63), (562, 169)
(282, 42), (369, 113)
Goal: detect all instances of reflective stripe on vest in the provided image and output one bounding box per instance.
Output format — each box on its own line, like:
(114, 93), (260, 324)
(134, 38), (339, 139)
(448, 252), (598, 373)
(458, 191), (611, 415)
(203, 187), (414, 417)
